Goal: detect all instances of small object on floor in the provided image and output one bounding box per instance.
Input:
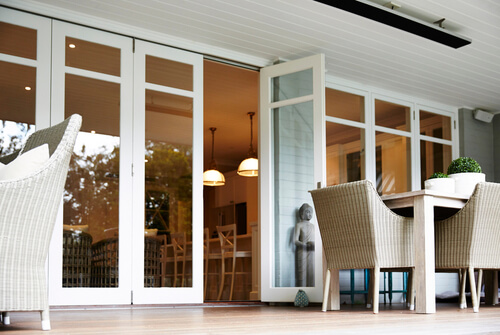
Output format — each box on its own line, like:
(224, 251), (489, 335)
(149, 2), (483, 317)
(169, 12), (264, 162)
(294, 289), (309, 307)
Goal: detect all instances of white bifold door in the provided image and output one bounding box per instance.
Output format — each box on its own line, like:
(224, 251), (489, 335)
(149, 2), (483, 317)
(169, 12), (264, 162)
(49, 21), (203, 305)
(259, 54), (326, 303)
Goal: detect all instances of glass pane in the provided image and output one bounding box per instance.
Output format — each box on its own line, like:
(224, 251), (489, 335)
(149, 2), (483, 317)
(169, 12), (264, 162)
(271, 69), (313, 103)
(326, 122), (365, 186)
(326, 88), (364, 123)
(0, 60), (36, 155)
(0, 22), (37, 60)
(375, 99), (411, 132)
(420, 140), (452, 188)
(145, 90), (193, 288)
(273, 100), (315, 287)
(420, 110), (452, 140)
(0, 60), (36, 126)
(63, 74), (120, 288)
(66, 37), (121, 76)
(146, 55), (193, 91)
(375, 132), (411, 195)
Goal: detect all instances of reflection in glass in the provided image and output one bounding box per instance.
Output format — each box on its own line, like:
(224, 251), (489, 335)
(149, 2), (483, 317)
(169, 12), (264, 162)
(0, 22), (37, 60)
(326, 88), (364, 123)
(420, 110), (452, 140)
(273, 101), (314, 288)
(375, 99), (411, 132)
(146, 55), (193, 91)
(0, 61), (36, 126)
(63, 74), (120, 288)
(145, 90), (193, 288)
(375, 132), (411, 195)
(420, 140), (452, 188)
(66, 37), (121, 76)
(326, 122), (365, 186)
(272, 69), (313, 103)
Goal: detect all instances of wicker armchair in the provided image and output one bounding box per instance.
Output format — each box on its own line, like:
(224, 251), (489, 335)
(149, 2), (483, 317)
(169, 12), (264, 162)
(0, 114), (81, 330)
(310, 180), (414, 313)
(435, 182), (500, 313)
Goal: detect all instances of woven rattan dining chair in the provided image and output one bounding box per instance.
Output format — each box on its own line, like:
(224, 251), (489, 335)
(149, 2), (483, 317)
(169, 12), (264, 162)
(0, 114), (81, 331)
(435, 182), (500, 313)
(310, 180), (415, 314)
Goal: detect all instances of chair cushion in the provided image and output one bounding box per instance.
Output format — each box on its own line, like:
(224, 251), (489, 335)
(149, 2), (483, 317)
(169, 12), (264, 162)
(0, 144), (49, 180)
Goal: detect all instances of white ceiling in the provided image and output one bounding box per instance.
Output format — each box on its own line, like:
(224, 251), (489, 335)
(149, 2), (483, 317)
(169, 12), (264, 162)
(7, 0), (499, 113)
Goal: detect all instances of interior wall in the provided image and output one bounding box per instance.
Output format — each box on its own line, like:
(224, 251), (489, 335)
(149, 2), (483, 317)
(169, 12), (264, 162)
(458, 108), (495, 181)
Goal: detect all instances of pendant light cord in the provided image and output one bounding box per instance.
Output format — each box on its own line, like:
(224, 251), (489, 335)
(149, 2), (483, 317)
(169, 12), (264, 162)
(247, 112), (256, 157)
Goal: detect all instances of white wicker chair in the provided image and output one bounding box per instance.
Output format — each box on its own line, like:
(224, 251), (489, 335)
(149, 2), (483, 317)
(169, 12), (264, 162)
(435, 182), (500, 313)
(0, 114), (82, 331)
(310, 180), (414, 313)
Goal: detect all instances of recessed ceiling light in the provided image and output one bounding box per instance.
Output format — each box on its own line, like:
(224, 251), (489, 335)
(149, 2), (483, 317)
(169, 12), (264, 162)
(25, 86), (31, 91)
(90, 130), (96, 134)
(69, 43), (76, 49)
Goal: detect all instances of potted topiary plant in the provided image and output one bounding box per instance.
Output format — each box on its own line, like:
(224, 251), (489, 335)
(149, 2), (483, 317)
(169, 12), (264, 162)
(447, 157), (485, 195)
(424, 172), (455, 193)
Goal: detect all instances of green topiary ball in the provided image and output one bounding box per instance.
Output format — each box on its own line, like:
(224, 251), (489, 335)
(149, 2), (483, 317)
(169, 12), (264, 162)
(429, 172), (448, 179)
(447, 157), (482, 175)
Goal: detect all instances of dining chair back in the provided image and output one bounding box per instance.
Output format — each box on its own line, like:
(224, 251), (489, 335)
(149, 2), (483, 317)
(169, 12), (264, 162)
(217, 224), (251, 300)
(435, 182), (500, 312)
(310, 180), (414, 313)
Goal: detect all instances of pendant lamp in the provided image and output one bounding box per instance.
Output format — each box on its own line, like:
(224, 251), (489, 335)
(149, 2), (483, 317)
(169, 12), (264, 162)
(237, 112), (258, 177)
(203, 127), (225, 186)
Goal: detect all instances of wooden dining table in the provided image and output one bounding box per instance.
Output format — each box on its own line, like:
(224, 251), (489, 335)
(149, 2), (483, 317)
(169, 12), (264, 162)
(381, 189), (469, 314)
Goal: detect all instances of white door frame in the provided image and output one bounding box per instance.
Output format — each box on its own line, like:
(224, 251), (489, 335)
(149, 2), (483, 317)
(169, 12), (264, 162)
(131, 40), (204, 304)
(49, 20), (134, 305)
(259, 54), (326, 303)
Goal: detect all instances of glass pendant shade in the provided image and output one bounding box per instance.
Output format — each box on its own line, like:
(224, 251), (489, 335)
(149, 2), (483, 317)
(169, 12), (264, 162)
(237, 112), (258, 177)
(237, 157), (258, 177)
(203, 127), (225, 186)
(203, 169), (225, 186)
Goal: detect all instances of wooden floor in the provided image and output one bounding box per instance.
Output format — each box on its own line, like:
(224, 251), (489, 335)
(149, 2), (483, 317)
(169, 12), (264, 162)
(2, 302), (500, 334)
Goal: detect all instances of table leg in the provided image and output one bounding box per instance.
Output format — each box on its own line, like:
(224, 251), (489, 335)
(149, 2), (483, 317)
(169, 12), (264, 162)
(414, 195), (436, 314)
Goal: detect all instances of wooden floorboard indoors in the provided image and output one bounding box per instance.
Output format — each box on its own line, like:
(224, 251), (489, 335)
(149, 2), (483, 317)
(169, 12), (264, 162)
(1, 303), (500, 334)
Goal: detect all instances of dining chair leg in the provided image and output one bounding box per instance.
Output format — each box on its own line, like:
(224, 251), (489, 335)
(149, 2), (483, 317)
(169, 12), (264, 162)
(469, 267), (479, 313)
(459, 268), (467, 309)
(173, 259), (178, 288)
(229, 255), (236, 301)
(322, 269), (331, 312)
(2, 312), (10, 325)
(372, 267), (380, 314)
(217, 257), (226, 301)
(366, 269), (373, 309)
(41, 309), (51, 331)
(477, 269), (483, 305)
(408, 269), (415, 310)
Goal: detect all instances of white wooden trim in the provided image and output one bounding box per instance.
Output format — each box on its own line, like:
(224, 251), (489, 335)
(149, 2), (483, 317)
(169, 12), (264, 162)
(260, 53), (325, 303)
(131, 40), (204, 304)
(49, 20), (134, 306)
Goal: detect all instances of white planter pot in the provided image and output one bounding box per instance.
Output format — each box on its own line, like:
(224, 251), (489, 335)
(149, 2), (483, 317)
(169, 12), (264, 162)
(424, 178), (455, 193)
(448, 172), (485, 195)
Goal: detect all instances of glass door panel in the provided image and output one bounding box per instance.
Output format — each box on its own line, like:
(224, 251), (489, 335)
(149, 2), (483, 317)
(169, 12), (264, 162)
(260, 54), (325, 302)
(49, 21), (133, 305)
(0, 8), (51, 139)
(132, 40), (203, 304)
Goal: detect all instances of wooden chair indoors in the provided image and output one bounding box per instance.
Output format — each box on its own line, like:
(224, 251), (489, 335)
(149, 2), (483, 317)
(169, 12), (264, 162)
(435, 182), (500, 313)
(160, 235), (175, 287)
(204, 228), (221, 300)
(310, 180), (415, 314)
(171, 232), (191, 287)
(0, 114), (82, 330)
(217, 224), (252, 301)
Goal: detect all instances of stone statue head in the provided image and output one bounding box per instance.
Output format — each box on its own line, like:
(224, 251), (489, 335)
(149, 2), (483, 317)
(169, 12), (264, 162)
(299, 203), (313, 222)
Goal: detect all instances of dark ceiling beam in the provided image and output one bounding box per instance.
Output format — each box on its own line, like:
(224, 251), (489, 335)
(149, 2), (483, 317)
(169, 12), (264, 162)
(314, 0), (471, 49)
